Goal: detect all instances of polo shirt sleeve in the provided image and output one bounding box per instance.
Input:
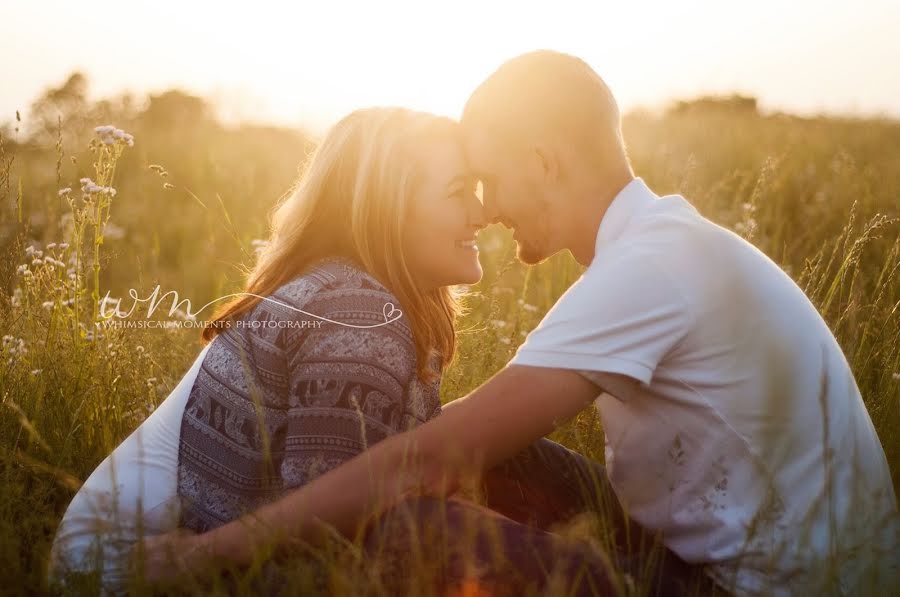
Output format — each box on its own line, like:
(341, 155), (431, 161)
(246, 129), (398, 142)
(509, 253), (692, 386)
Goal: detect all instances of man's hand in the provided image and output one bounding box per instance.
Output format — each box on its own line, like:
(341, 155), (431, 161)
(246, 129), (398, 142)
(134, 527), (209, 585)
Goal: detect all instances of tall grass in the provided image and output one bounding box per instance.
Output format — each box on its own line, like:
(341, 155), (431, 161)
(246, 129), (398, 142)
(1, 91), (898, 595)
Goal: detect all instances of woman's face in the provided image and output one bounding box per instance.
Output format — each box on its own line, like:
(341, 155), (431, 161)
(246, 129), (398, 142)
(403, 137), (485, 289)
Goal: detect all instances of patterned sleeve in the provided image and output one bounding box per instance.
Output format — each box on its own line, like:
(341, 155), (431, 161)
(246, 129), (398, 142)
(278, 282), (441, 490)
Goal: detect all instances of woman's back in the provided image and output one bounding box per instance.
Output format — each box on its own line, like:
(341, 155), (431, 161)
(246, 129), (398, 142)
(178, 257), (443, 532)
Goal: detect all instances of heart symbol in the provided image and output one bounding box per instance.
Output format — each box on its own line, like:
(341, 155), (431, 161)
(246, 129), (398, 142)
(383, 302), (403, 323)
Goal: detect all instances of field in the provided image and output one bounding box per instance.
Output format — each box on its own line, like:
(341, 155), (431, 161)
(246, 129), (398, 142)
(1, 78), (898, 595)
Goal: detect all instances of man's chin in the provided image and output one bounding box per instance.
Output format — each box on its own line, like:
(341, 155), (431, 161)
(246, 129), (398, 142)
(516, 242), (547, 265)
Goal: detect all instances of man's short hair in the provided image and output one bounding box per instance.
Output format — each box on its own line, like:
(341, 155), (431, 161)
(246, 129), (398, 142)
(462, 50), (629, 168)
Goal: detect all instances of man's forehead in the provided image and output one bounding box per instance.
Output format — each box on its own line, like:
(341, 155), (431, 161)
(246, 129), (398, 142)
(461, 127), (495, 167)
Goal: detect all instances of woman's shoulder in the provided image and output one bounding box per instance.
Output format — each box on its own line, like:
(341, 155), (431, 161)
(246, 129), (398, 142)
(264, 256), (411, 338)
(272, 257), (393, 306)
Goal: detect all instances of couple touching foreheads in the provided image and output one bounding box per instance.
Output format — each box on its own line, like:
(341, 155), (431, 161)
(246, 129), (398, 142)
(50, 51), (898, 596)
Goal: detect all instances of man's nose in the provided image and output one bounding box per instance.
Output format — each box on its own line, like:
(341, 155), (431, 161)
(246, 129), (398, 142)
(481, 195), (501, 226)
(466, 193), (487, 230)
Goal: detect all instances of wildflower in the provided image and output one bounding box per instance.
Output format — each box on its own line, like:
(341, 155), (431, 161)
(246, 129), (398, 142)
(59, 243), (69, 250)
(81, 178), (103, 194)
(25, 246), (34, 256)
(58, 188), (71, 197)
(10, 288), (23, 307)
(893, 373), (900, 381)
(2, 335), (12, 346)
(498, 337), (512, 345)
(42, 301), (54, 310)
(31, 258), (43, 267)
(95, 125), (134, 147)
(46, 243), (56, 250)
(521, 303), (539, 313)
(30, 369), (42, 376)
(102, 223), (125, 240)
(16, 265), (28, 275)
(490, 319), (507, 329)
(149, 164), (165, 173)
(163, 182), (175, 190)
(251, 239), (269, 255)
(23, 270), (33, 278)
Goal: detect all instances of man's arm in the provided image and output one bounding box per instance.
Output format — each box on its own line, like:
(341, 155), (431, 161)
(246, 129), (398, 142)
(145, 365), (600, 578)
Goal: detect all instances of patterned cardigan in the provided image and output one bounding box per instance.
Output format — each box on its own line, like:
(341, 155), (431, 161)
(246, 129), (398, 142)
(177, 258), (442, 533)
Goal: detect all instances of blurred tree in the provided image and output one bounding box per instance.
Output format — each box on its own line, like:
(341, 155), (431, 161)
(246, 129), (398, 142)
(141, 90), (210, 129)
(669, 94), (759, 116)
(27, 72), (90, 144)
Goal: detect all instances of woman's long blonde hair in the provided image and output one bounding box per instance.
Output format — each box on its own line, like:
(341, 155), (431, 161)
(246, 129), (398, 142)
(202, 107), (463, 380)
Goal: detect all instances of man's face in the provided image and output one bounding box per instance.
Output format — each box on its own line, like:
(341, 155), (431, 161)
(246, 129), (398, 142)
(464, 128), (555, 265)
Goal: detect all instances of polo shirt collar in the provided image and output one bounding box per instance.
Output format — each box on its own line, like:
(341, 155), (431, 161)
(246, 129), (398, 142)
(594, 177), (658, 254)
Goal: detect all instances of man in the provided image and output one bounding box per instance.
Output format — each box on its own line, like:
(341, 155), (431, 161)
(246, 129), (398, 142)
(146, 52), (898, 596)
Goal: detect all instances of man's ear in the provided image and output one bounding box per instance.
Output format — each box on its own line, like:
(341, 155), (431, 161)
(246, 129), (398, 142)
(532, 145), (560, 183)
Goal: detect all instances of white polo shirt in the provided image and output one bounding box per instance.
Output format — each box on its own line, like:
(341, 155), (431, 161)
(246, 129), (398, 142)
(510, 178), (899, 596)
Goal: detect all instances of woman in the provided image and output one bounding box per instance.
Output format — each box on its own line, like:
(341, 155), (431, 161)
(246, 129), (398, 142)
(49, 107), (486, 593)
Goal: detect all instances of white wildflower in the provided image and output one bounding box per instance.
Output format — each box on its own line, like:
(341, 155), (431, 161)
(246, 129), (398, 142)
(95, 125), (134, 147)
(498, 337), (512, 345)
(59, 243), (69, 250)
(521, 303), (539, 313)
(42, 301), (54, 310)
(58, 188), (71, 197)
(102, 223), (125, 240)
(30, 369), (42, 376)
(16, 265), (28, 275)
(893, 373), (900, 381)
(31, 258), (42, 266)
(81, 178), (103, 194)
(251, 239), (269, 255)
(25, 246), (35, 256)
(46, 243), (56, 250)
(490, 319), (507, 329)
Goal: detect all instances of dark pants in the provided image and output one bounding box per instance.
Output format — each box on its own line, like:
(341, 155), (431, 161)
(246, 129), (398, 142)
(364, 438), (722, 597)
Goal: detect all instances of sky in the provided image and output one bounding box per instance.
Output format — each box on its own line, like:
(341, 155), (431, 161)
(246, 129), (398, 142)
(2, 0), (899, 133)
